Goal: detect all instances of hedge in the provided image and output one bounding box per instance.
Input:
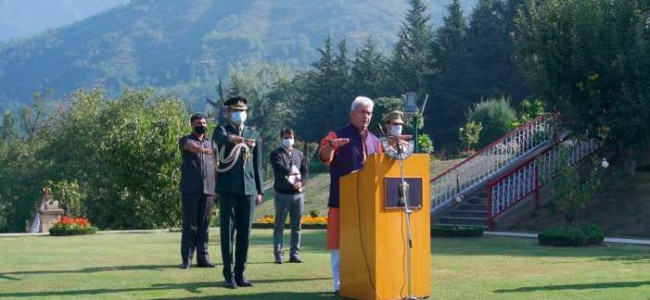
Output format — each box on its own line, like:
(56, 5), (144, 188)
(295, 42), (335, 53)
(49, 226), (98, 236)
(538, 224), (604, 247)
(430, 225), (485, 238)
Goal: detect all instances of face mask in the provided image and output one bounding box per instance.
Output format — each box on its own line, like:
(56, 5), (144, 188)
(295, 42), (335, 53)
(281, 138), (294, 148)
(231, 111), (247, 125)
(390, 125), (403, 136)
(193, 125), (206, 135)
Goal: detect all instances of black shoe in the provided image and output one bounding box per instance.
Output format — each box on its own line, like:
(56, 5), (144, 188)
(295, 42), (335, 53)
(274, 257), (283, 264)
(223, 278), (237, 289)
(235, 277), (253, 287)
(289, 256), (303, 263)
(197, 261), (216, 268)
(180, 262), (191, 269)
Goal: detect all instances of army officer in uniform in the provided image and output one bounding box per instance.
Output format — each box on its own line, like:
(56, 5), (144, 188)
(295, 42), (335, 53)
(212, 96), (264, 289)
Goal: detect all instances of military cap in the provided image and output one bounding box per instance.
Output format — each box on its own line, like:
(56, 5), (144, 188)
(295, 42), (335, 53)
(224, 96), (248, 111)
(384, 110), (405, 125)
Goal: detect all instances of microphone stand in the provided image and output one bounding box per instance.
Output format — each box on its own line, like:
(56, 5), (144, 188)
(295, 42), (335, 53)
(396, 136), (419, 300)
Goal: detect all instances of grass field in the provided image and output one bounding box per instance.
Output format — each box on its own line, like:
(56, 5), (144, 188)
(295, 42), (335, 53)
(1, 230), (649, 300)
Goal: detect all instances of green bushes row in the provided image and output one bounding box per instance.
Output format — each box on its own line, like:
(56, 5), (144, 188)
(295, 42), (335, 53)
(49, 226), (98, 236)
(538, 224), (604, 247)
(430, 225), (485, 238)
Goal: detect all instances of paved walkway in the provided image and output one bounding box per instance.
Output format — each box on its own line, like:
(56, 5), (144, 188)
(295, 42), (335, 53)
(485, 231), (650, 246)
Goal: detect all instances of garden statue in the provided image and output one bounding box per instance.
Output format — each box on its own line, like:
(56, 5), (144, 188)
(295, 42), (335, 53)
(38, 188), (64, 233)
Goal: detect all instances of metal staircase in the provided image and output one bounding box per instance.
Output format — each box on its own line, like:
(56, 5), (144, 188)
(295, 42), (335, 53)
(430, 113), (559, 216)
(430, 113), (602, 229)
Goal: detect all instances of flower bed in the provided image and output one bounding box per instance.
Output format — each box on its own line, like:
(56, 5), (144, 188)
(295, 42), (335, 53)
(49, 216), (98, 236)
(252, 214), (327, 229)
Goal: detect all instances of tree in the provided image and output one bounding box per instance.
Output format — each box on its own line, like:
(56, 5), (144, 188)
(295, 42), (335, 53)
(350, 37), (389, 99)
(517, 0), (650, 173)
(226, 62), (297, 173)
(427, 0), (470, 148)
(466, 97), (517, 148)
(298, 37), (354, 142)
(390, 0), (436, 94)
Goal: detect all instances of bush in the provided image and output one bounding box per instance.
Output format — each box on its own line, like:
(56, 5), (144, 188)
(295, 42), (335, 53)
(466, 97), (517, 149)
(538, 224), (604, 247)
(49, 226), (98, 236)
(430, 225), (484, 238)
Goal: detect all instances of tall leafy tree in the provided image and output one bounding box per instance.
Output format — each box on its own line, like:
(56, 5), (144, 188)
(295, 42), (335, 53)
(517, 0), (650, 173)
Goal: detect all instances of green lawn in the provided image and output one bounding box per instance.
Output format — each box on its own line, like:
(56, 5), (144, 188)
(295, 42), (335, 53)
(1, 230), (649, 299)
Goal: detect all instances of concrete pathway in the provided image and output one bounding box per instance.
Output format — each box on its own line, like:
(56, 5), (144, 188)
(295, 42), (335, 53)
(486, 231), (650, 246)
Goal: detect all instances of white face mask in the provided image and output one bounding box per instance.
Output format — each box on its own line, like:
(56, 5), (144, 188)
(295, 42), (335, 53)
(281, 138), (294, 148)
(231, 111), (247, 125)
(390, 125), (403, 136)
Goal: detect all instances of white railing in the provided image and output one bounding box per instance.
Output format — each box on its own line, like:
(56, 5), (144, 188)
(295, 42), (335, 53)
(486, 138), (602, 227)
(430, 113), (560, 213)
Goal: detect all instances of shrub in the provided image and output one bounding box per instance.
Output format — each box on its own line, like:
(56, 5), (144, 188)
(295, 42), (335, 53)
(430, 225), (484, 238)
(466, 97), (517, 149)
(538, 224), (604, 247)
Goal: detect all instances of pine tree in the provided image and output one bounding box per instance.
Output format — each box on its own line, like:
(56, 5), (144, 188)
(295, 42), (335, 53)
(350, 37), (389, 99)
(390, 0), (435, 94)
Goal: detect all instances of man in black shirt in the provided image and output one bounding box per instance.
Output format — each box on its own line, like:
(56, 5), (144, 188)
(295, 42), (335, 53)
(178, 113), (216, 269)
(270, 128), (309, 264)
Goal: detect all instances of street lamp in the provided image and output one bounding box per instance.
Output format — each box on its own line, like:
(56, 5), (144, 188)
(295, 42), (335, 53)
(401, 92), (427, 153)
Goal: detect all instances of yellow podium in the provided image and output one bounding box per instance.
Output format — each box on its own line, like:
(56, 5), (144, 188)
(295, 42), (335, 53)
(339, 153), (431, 300)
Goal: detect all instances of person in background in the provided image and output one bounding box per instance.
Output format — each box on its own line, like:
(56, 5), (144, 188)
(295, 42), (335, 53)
(212, 96), (264, 289)
(318, 96), (382, 295)
(270, 128), (309, 264)
(178, 113), (216, 269)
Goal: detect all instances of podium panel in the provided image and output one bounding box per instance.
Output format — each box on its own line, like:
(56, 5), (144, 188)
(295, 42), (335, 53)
(340, 154), (431, 300)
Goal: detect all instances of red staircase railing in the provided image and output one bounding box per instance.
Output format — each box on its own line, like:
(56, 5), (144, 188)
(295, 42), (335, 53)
(430, 113), (560, 213)
(486, 139), (602, 228)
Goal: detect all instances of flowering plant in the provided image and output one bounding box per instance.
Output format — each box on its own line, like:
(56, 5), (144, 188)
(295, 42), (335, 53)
(49, 216), (98, 236)
(252, 213), (328, 229)
(253, 214), (328, 225)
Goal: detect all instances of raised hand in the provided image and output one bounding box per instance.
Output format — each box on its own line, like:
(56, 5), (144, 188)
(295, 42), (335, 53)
(329, 138), (350, 147)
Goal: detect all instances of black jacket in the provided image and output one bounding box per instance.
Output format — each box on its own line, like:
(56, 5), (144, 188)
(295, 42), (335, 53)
(270, 146), (309, 194)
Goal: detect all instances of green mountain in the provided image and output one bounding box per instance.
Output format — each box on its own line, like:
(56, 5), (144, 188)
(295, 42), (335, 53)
(0, 0), (477, 110)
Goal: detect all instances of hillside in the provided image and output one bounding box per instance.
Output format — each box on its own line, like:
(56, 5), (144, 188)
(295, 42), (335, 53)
(0, 0), (128, 42)
(507, 154), (650, 238)
(0, 0), (477, 111)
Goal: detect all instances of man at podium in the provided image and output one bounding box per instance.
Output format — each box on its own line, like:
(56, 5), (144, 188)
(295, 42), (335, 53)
(318, 96), (383, 294)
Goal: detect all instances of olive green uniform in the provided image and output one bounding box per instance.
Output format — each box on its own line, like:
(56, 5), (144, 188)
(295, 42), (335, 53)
(213, 124), (264, 282)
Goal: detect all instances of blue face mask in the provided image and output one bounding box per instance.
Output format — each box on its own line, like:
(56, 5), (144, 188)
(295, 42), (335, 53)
(231, 111), (247, 125)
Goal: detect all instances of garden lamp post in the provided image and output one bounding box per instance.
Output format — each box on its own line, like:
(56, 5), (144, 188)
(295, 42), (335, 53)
(402, 92), (427, 153)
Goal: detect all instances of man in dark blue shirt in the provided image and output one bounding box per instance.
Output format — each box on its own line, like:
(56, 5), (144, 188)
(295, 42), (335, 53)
(270, 128), (309, 264)
(178, 113), (216, 269)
